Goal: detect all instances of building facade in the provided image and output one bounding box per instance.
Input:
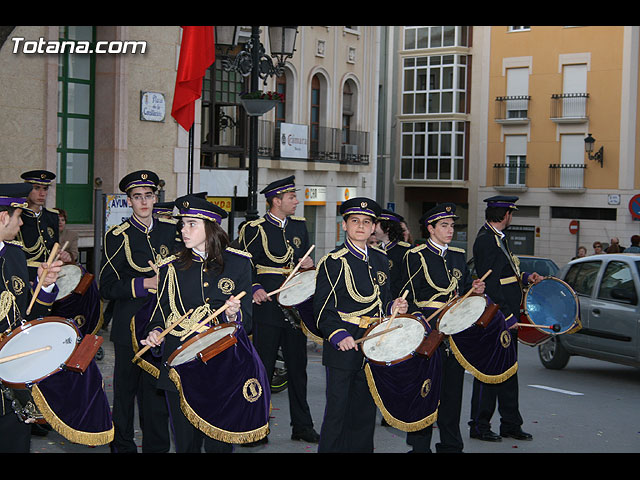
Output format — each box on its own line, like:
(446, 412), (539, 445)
(0, 26), (380, 270)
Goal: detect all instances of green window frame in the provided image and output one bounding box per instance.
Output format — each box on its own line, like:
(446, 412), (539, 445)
(56, 26), (95, 224)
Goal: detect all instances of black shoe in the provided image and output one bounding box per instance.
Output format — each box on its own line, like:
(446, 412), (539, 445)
(470, 430), (502, 442)
(31, 423), (49, 437)
(291, 428), (320, 443)
(500, 429), (533, 441)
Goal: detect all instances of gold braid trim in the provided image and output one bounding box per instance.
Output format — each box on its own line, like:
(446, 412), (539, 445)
(130, 313), (160, 378)
(300, 322), (323, 345)
(31, 384), (114, 446)
(0, 291), (16, 328)
(448, 337), (518, 384)
(163, 263), (213, 337)
(168, 368), (270, 444)
(364, 363), (438, 432)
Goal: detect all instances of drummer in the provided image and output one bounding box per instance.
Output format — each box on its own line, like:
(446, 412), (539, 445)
(0, 183), (62, 453)
(375, 209), (413, 299)
(237, 175), (319, 444)
(314, 197), (408, 453)
(400, 202), (484, 453)
(17, 170), (71, 281)
(140, 193), (252, 452)
(98, 170), (178, 453)
(468, 195), (541, 443)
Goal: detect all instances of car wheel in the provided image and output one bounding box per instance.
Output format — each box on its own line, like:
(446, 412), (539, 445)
(538, 337), (570, 370)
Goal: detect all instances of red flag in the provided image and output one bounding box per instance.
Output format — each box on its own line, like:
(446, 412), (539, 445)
(171, 26), (216, 131)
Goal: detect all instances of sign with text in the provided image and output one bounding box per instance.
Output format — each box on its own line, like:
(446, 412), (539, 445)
(280, 123), (308, 159)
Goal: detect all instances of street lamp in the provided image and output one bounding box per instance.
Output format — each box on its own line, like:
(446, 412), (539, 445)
(584, 133), (604, 168)
(216, 26), (298, 220)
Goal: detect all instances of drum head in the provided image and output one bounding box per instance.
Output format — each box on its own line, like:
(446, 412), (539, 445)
(56, 264), (83, 299)
(524, 277), (578, 334)
(438, 295), (487, 335)
(168, 323), (237, 367)
(362, 315), (426, 364)
(0, 318), (79, 386)
(278, 270), (316, 307)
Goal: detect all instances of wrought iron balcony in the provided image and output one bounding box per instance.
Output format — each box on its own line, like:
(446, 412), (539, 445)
(550, 93), (589, 123)
(495, 96), (531, 124)
(492, 162), (529, 191)
(548, 163), (586, 191)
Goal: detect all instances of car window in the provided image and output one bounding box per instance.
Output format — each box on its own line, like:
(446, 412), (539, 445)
(518, 258), (559, 276)
(598, 261), (637, 304)
(564, 261), (601, 296)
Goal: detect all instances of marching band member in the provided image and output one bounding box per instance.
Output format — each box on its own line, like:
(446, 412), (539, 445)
(469, 195), (541, 442)
(375, 209), (413, 299)
(237, 175), (319, 444)
(98, 170), (177, 453)
(401, 203), (484, 453)
(314, 197), (408, 453)
(141, 193), (254, 453)
(0, 183), (61, 453)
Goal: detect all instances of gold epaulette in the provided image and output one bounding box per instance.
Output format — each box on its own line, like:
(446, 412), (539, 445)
(290, 216), (306, 222)
(156, 254), (176, 268)
(5, 240), (23, 249)
(157, 217), (177, 224)
(409, 243), (428, 254)
(398, 241), (412, 248)
(316, 247), (347, 271)
(449, 246), (466, 254)
(226, 247), (252, 259)
(248, 218), (265, 227)
(369, 244), (387, 256)
(110, 222), (130, 236)
(45, 207), (60, 214)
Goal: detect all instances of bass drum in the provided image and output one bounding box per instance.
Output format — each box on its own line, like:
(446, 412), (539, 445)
(519, 277), (581, 347)
(277, 269), (322, 344)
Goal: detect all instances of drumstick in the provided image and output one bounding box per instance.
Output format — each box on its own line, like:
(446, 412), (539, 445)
(375, 290), (409, 345)
(181, 291), (247, 340)
(516, 322), (561, 332)
(253, 281), (302, 303)
(26, 241), (68, 315)
(133, 308), (194, 360)
(148, 260), (159, 275)
(448, 269), (492, 315)
(282, 245), (315, 288)
(355, 324), (403, 345)
(0, 345), (51, 364)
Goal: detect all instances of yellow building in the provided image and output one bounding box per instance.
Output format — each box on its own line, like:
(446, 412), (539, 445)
(475, 26), (639, 265)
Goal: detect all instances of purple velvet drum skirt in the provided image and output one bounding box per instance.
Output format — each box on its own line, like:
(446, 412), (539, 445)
(166, 323), (271, 444)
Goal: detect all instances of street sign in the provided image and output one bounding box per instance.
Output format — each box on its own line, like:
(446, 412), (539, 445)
(569, 220), (579, 235)
(629, 194), (640, 220)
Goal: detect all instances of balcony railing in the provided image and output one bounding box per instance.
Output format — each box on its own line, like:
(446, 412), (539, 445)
(549, 163), (586, 190)
(257, 121), (369, 165)
(550, 93), (589, 123)
(493, 162), (529, 190)
(495, 96), (531, 123)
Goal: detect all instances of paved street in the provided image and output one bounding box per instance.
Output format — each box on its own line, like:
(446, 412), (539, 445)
(29, 325), (640, 454)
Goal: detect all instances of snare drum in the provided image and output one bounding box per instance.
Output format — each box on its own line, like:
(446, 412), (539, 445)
(519, 277), (581, 346)
(362, 315), (441, 432)
(437, 295), (518, 384)
(166, 323), (271, 444)
(0, 317), (113, 445)
(50, 264), (102, 336)
(277, 269), (322, 343)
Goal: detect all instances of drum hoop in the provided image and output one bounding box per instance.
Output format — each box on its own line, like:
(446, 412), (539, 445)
(0, 316), (80, 389)
(167, 322), (238, 366)
(276, 268), (316, 306)
(522, 276), (579, 332)
(362, 314), (427, 366)
(56, 264), (84, 301)
(435, 293), (487, 332)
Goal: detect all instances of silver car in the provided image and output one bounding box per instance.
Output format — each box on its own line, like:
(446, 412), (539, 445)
(538, 253), (640, 369)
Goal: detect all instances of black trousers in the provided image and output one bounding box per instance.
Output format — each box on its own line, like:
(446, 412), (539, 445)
(111, 342), (170, 453)
(406, 344), (465, 453)
(318, 366), (377, 453)
(469, 372), (523, 435)
(165, 390), (232, 453)
(252, 319), (314, 432)
(0, 408), (30, 453)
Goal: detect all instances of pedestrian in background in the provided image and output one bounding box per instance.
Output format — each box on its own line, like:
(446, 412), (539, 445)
(624, 235), (640, 253)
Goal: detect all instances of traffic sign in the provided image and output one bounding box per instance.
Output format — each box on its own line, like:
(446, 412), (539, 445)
(569, 220), (579, 235)
(629, 194), (640, 220)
